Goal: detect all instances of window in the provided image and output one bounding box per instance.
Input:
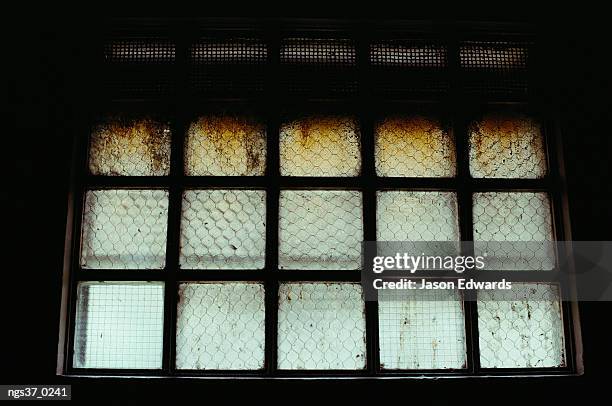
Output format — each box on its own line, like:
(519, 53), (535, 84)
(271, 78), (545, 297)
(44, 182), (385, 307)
(59, 21), (580, 377)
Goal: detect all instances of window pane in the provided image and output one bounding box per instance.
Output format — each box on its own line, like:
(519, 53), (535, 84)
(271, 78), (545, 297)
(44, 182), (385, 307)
(378, 289), (466, 370)
(279, 190), (363, 270)
(81, 190), (169, 269)
(377, 192), (459, 256)
(469, 114), (546, 179)
(473, 192), (555, 270)
(73, 282), (164, 369)
(184, 115), (266, 176)
(478, 283), (565, 368)
(180, 189), (266, 269)
(89, 116), (171, 176)
(279, 116), (361, 177)
(280, 38), (356, 66)
(277, 283), (366, 370)
(370, 43), (447, 67)
(375, 116), (456, 177)
(176, 283), (265, 370)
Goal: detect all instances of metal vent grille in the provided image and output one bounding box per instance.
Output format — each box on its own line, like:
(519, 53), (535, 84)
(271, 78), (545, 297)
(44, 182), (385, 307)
(190, 38), (266, 96)
(460, 41), (530, 97)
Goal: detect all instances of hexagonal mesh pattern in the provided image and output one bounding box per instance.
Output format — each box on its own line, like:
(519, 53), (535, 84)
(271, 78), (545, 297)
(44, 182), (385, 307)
(378, 288), (466, 370)
(179, 189), (266, 270)
(184, 116), (266, 176)
(279, 116), (361, 177)
(478, 283), (565, 368)
(473, 192), (555, 270)
(277, 283), (366, 370)
(176, 283), (265, 370)
(73, 282), (164, 369)
(279, 190), (363, 270)
(89, 116), (171, 176)
(469, 114), (546, 179)
(375, 116), (456, 177)
(377, 191), (460, 241)
(81, 189), (169, 269)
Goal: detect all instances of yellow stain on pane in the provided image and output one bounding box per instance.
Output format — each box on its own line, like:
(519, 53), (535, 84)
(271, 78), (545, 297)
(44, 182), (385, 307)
(185, 116), (266, 176)
(375, 116), (456, 177)
(279, 116), (361, 177)
(89, 117), (171, 176)
(469, 114), (546, 179)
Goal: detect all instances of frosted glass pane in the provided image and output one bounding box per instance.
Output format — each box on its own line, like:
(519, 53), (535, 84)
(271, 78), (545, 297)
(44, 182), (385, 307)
(469, 114), (546, 179)
(89, 116), (171, 176)
(277, 283), (366, 370)
(180, 190), (266, 269)
(279, 116), (361, 177)
(478, 283), (565, 368)
(185, 116), (266, 176)
(377, 191), (459, 242)
(279, 190), (363, 270)
(176, 283), (265, 370)
(473, 192), (555, 270)
(81, 190), (169, 269)
(375, 116), (455, 177)
(378, 289), (466, 370)
(73, 282), (164, 369)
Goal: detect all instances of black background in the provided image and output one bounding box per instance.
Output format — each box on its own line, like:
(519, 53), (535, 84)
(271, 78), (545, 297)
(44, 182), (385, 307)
(4, 8), (611, 404)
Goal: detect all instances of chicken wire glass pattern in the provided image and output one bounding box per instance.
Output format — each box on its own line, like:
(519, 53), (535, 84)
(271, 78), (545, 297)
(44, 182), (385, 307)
(185, 116), (266, 176)
(73, 282), (164, 369)
(280, 38), (356, 66)
(473, 192), (555, 270)
(190, 39), (267, 64)
(279, 190), (363, 270)
(89, 117), (171, 176)
(279, 116), (361, 177)
(176, 283), (265, 370)
(377, 192), (460, 257)
(460, 42), (528, 71)
(81, 190), (169, 269)
(375, 116), (456, 177)
(469, 114), (546, 179)
(370, 42), (447, 67)
(478, 283), (565, 368)
(277, 283), (366, 370)
(378, 289), (466, 370)
(104, 40), (176, 63)
(180, 190), (266, 269)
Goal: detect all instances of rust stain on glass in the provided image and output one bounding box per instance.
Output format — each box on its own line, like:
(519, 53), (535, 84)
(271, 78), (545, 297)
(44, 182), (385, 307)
(375, 116), (455, 177)
(469, 113), (546, 179)
(89, 116), (171, 176)
(185, 115), (266, 176)
(280, 116), (361, 177)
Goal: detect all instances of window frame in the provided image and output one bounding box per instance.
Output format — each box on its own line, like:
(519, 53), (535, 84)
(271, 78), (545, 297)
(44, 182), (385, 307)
(56, 18), (583, 378)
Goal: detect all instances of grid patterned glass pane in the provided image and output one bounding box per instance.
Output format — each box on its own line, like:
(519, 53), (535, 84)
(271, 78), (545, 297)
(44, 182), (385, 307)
(460, 42), (528, 71)
(184, 116), (266, 176)
(469, 114), (546, 179)
(89, 117), (171, 176)
(277, 283), (366, 370)
(473, 192), (555, 270)
(176, 283), (265, 370)
(375, 116), (455, 177)
(378, 289), (467, 370)
(81, 189), (169, 269)
(104, 40), (176, 63)
(478, 283), (565, 368)
(280, 38), (356, 66)
(73, 282), (164, 369)
(377, 191), (459, 241)
(191, 39), (267, 64)
(370, 43), (447, 67)
(180, 190), (266, 269)
(279, 116), (361, 177)
(279, 190), (363, 270)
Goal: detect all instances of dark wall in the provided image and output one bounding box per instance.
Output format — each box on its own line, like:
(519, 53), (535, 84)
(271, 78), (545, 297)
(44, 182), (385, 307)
(4, 13), (611, 403)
